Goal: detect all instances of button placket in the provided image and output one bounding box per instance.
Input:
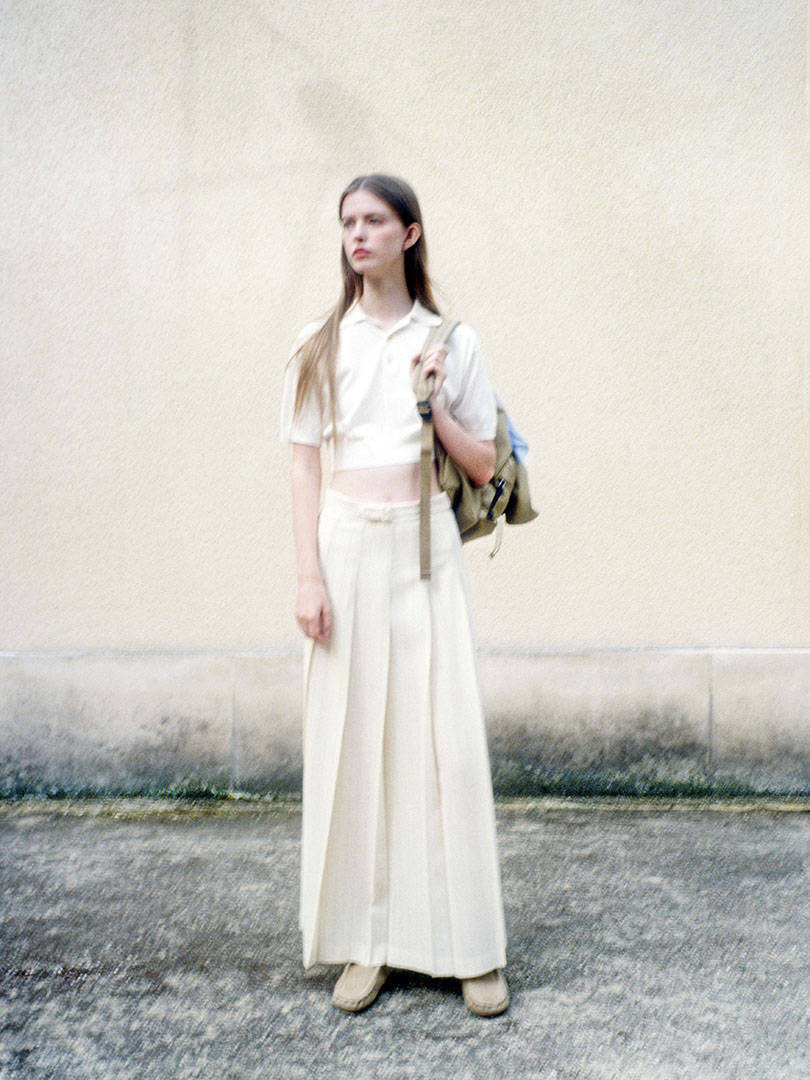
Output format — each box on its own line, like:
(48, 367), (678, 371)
(383, 326), (396, 366)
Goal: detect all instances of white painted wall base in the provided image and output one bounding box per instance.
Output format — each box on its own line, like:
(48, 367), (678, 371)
(2, 650), (809, 796)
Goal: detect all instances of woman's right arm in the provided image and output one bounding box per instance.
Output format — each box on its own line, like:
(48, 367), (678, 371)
(291, 443), (332, 644)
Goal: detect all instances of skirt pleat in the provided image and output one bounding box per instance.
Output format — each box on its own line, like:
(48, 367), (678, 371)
(300, 489), (507, 978)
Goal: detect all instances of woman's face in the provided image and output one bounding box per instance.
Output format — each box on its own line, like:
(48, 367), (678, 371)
(340, 189), (420, 280)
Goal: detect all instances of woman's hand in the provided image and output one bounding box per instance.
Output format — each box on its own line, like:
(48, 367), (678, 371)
(411, 343), (449, 400)
(410, 346), (496, 487)
(296, 574), (332, 644)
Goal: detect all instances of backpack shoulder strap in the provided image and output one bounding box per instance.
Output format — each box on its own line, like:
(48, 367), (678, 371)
(414, 318), (460, 580)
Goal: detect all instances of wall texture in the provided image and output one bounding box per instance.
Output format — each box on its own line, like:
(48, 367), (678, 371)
(2, 0), (809, 792)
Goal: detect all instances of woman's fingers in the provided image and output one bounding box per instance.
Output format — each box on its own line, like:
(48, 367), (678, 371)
(422, 343), (448, 370)
(299, 610), (330, 643)
(317, 599), (333, 644)
(416, 344), (448, 395)
(297, 581), (332, 643)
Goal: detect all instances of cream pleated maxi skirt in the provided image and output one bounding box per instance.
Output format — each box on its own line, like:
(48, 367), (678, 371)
(300, 489), (507, 979)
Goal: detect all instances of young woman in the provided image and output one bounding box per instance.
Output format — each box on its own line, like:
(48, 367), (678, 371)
(281, 175), (508, 1017)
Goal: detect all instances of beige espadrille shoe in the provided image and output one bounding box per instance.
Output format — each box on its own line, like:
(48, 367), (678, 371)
(332, 963), (390, 1013)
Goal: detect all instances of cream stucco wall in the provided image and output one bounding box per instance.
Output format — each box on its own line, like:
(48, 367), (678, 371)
(2, 1), (809, 791)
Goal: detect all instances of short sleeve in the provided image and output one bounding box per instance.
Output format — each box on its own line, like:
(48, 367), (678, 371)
(280, 325), (325, 446)
(443, 329), (497, 441)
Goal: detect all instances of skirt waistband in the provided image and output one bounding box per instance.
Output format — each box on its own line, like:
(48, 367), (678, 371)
(324, 487), (451, 523)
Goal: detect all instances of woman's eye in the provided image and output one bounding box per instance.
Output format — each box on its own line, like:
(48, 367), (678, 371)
(369, 217), (382, 225)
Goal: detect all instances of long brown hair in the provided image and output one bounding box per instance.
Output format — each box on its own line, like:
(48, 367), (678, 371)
(291, 174), (440, 430)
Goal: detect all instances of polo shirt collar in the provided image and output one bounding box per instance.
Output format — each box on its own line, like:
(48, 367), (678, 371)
(342, 299), (443, 330)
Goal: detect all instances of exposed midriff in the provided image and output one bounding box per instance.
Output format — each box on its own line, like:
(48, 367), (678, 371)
(330, 462), (441, 503)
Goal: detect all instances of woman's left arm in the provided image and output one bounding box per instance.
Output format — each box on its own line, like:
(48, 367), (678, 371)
(431, 402), (496, 488)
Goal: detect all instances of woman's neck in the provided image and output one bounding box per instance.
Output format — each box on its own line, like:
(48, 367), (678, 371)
(359, 277), (413, 329)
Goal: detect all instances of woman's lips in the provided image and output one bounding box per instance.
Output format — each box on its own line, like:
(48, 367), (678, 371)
(353, 248), (370, 258)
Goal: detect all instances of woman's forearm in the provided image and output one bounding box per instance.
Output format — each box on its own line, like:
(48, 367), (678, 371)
(431, 402), (496, 487)
(291, 444), (324, 581)
(291, 443), (332, 643)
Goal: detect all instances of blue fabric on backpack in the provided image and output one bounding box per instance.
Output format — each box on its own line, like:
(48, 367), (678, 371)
(494, 395), (529, 465)
(506, 414), (529, 465)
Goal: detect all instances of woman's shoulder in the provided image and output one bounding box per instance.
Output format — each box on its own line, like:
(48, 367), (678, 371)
(448, 318), (478, 340)
(445, 319), (482, 360)
(288, 316), (328, 359)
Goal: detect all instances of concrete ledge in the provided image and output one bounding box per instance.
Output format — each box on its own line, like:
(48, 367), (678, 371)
(481, 651), (712, 795)
(1, 650), (809, 796)
(0, 652), (301, 796)
(711, 652), (810, 791)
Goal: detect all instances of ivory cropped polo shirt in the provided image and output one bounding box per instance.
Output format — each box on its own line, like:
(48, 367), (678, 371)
(280, 300), (497, 470)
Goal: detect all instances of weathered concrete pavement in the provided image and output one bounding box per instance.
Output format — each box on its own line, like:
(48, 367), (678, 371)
(1, 798), (809, 1080)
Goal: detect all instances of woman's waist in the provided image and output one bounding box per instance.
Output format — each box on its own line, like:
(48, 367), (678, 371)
(330, 463), (441, 503)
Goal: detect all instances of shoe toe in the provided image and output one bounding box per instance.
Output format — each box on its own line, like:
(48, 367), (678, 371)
(461, 970), (510, 1016)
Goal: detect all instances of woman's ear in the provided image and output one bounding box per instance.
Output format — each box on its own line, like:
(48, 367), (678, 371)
(402, 222), (421, 251)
